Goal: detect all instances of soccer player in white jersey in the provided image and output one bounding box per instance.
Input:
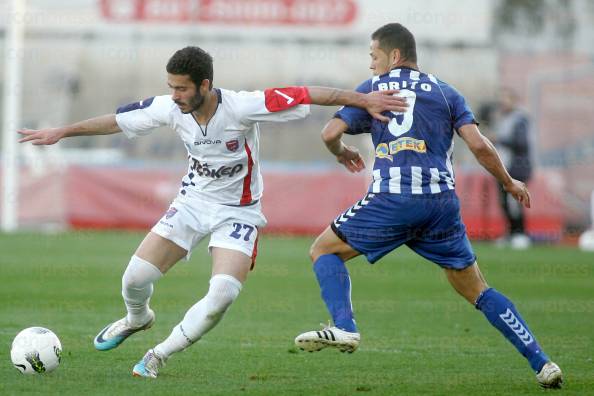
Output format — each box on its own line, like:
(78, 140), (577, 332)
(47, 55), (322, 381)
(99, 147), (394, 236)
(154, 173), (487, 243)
(293, 24), (563, 389)
(18, 46), (407, 378)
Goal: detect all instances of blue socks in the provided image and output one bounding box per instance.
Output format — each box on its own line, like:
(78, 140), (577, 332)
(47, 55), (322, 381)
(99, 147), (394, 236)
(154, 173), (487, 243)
(476, 288), (549, 372)
(313, 254), (357, 333)
(313, 257), (549, 371)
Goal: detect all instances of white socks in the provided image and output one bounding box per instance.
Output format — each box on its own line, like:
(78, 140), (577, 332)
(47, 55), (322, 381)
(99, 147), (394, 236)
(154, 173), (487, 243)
(122, 255), (163, 327)
(122, 260), (242, 360)
(154, 274), (242, 358)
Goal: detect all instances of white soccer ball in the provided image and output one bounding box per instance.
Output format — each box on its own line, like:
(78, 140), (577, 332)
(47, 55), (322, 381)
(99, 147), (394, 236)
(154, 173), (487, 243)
(10, 327), (62, 374)
(578, 229), (594, 252)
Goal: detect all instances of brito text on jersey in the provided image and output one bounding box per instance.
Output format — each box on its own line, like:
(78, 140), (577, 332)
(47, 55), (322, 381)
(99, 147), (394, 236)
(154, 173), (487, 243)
(336, 67), (477, 195)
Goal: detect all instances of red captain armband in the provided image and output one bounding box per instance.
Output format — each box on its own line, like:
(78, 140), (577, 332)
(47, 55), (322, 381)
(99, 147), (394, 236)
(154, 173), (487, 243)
(263, 86), (312, 112)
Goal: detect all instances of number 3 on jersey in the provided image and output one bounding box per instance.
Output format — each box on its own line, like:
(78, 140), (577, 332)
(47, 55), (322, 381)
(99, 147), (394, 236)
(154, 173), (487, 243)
(388, 89), (416, 137)
(230, 223), (255, 241)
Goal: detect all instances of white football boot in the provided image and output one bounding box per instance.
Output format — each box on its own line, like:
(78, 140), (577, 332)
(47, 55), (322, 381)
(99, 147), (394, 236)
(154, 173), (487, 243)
(94, 309), (155, 351)
(536, 361), (563, 389)
(132, 349), (166, 378)
(295, 324), (360, 353)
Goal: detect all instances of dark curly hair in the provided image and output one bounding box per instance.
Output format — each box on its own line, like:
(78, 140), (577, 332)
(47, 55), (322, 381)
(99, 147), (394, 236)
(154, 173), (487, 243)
(166, 46), (214, 88)
(372, 23), (417, 64)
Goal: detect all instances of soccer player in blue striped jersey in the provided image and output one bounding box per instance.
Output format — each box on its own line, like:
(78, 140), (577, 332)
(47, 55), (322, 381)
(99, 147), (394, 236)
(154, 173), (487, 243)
(294, 23), (563, 389)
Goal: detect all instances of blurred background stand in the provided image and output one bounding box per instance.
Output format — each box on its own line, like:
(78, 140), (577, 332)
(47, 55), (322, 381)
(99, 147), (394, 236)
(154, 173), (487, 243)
(1, 0), (593, 243)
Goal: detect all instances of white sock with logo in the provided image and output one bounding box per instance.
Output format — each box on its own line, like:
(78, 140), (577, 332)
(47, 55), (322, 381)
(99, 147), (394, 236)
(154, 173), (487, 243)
(154, 274), (242, 358)
(122, 255), (163, 327)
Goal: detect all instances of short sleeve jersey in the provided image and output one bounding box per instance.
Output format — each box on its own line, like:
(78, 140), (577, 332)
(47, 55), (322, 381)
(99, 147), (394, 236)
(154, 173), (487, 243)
(115, 88), (311, 205)
(335, 67), (477, 195)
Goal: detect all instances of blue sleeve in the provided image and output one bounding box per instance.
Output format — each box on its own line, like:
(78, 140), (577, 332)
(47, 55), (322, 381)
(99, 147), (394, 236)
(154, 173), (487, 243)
(334, 79), (373, 135)
(448, 86), (478, 130)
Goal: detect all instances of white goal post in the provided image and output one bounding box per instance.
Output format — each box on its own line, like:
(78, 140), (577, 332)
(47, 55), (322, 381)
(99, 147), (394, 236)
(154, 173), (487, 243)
(1, 0), (25, 232)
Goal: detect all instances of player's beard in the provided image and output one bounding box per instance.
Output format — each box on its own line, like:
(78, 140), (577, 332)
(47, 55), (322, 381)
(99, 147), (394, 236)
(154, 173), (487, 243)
(180, 91), (206, 114)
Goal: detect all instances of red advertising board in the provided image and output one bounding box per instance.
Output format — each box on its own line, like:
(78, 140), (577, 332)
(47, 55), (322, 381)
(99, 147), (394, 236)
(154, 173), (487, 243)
(100, 0), (357, 25)
(3, 166), (563, 240)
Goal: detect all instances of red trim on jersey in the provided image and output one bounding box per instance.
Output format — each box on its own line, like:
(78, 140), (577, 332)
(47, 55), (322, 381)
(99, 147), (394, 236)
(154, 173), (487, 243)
(240, 142), (254, 205)
(264, 86), (312, 112)
(250, 230), (259, 271)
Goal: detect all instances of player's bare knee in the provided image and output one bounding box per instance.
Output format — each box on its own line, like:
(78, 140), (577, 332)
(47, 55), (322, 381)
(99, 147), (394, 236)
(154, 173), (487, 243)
(309, 244), (319, 263)
(446, 267), (487, 305)
(309, 241), (332, 263)
(309, 240), (321, 262)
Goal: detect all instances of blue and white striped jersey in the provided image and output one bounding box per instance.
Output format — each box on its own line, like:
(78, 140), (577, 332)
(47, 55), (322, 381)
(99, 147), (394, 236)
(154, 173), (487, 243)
(335, 67), (477, 195)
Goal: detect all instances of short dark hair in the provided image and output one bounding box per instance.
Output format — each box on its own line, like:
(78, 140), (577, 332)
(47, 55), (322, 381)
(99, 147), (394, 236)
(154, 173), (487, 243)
(371, 23), (417, 63)
(166, 46), (214, 88)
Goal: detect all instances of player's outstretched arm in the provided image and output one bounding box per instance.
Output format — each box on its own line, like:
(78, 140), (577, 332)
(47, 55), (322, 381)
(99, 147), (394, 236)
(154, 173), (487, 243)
(307, 87), (406, 122)
(459, 123), (531, 208)
(18, 114), (121, 145)
(321, 118), (365, 173)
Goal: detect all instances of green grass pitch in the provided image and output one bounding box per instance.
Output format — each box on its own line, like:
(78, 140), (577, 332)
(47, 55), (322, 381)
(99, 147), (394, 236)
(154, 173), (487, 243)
(1, 231), (593, 395)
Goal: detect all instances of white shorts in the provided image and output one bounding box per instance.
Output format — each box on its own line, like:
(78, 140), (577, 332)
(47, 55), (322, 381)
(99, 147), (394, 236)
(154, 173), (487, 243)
(151, 194), (267, 265)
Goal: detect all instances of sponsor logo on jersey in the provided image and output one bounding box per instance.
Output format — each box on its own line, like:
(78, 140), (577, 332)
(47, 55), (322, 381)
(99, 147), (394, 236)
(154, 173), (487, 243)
(165, 207), (178, 219)
(226, 139), (239, 152)
(194, 139), (222, 146)
(376, 137), (426, 160)
(375, 143), (393, 161)
(190, 158), (244, 179)
(390, 137), (426, 154)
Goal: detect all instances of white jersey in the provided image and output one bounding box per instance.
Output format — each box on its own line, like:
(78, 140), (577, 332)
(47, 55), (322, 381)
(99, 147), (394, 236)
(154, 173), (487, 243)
(115, 88), (310, 205)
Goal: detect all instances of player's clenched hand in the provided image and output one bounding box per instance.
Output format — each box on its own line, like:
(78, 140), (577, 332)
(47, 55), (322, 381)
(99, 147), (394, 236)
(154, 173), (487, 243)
(504, 179), (531, 209)
(364, 89), (407, 122)
(336, 145), (365, 173)
(18, 128), (64, 145)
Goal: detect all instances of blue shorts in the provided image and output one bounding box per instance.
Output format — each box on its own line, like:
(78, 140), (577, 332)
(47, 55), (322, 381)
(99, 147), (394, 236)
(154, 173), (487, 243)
(331, 191), (476, 269)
